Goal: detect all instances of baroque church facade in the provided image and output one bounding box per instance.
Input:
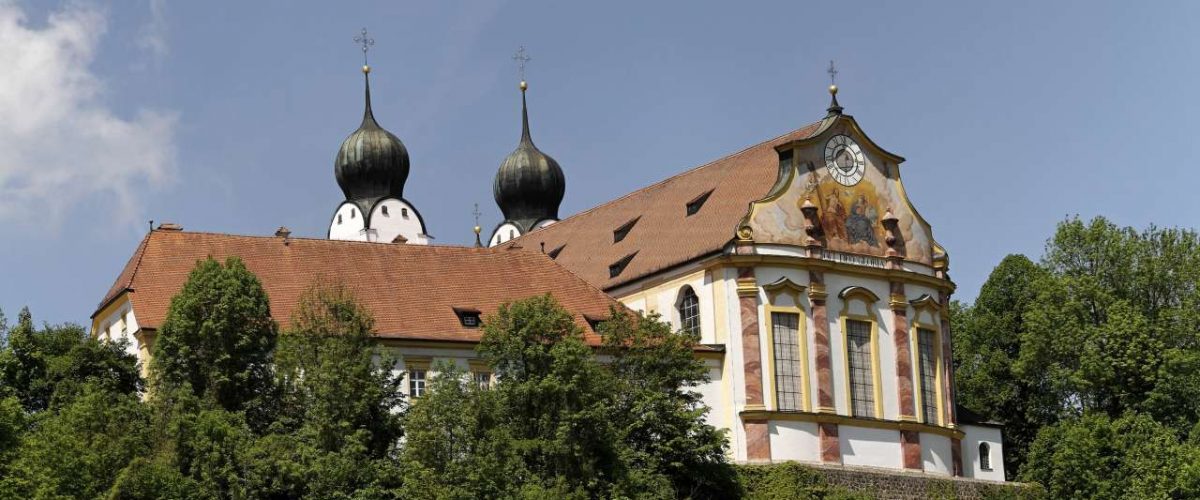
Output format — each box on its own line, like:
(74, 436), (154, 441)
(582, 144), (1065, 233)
(91, 60), (1005, 481)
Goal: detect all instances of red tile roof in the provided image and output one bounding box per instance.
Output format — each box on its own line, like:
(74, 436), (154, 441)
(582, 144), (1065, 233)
(96, 230), (623, 343)
(511, 122), (825, 290)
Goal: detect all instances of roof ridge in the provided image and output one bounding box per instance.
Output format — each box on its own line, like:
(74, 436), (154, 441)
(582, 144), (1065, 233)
(151, 229), (496, 252)
(510, 121), (823, 238)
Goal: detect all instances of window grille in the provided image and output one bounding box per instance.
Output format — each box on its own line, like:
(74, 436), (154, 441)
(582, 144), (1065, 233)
(772, 312), (803, 411)
(677, 287), (700, 336)
(846, 319), (875, 417)
(918, 328), (939, 424)
(980, 442), (992, 470)
(409, 370), (427, 397)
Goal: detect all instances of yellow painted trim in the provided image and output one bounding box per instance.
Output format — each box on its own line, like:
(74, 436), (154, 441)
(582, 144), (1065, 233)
(90, 293), (131, 337)
(839, 295), (884, 419)
(404, 355), (432, 370)
(764, 299), (811, 412)
(910, 319), (945, 427)
(712, 269), (729, 345)
(738, 409), (965, 440)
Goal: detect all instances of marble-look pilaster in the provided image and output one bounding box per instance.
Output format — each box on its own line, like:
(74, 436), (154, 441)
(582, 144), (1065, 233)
(808, 271), (835, 412)
(819, 423), (841, 463)
(891, 282), (916, 420)
(900, 430), (922, 470)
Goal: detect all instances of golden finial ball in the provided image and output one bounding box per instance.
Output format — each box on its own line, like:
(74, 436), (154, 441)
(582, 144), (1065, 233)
(473, 225), (482, 234)
(519, 80), (528, 91)
(829, 84), (838, 95)
(362, 65), (371, 74)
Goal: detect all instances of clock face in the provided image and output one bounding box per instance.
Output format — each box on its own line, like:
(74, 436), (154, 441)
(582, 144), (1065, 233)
(824, 135), (866, 186)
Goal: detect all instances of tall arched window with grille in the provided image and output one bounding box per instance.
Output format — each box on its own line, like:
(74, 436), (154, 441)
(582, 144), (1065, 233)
(677, 286), (700, 336)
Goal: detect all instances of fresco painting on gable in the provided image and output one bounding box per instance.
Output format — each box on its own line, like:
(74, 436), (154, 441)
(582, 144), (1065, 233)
(744, 140), (935, 266)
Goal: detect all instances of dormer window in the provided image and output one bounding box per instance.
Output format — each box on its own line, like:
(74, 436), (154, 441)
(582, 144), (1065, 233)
(609, 252), (637, 278)
(382, 206), (389, 216)
(613, 217), (640, 243)
(584, 314), (604, 332)
(686, 189), (714, 216)
(454, 307), (482, 328)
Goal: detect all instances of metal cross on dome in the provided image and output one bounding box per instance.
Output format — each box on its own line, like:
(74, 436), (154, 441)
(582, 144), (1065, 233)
(472, 203), (481, 227)
(354, 28), (375, 66)
(827, 59), (838, 86)
(512, 46), (531, 81)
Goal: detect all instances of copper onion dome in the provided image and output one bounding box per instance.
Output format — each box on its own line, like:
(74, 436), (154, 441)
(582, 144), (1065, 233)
(493, 82), (565, 232)
(334, 66), (410, 205)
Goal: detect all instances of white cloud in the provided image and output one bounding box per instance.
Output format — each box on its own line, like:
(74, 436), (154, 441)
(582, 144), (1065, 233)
(136, 0), (167, 63)
(0, 2), (176, 229)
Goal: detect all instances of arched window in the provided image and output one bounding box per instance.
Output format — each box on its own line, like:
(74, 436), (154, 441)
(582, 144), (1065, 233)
(350, 208), (357, 218)
(337, 214), (343, 224)
(979, 442), (992, 471)
(677, 286), (700, 336)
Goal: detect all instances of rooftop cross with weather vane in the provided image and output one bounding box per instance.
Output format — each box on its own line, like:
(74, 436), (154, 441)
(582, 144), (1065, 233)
(354, 28), (375, 68)
(513, 46), (531, 90)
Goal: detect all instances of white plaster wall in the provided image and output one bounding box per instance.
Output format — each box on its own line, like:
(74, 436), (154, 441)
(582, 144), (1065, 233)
(839, 425), (902, 469)
(720, 266), (747, 462)
(921, 432), (953, 475)
(329, 202), (366, 241)
(822, 274), (892, 418)
(962, 424), (1005, 481)
(370, 198), (429, 245)
(95, 305), (140, 359)
(489, 222), (521, 247)
(769, 420), (820, 462)
(533, 219), (556, 230)
(696, 360), (728, 430)
(620, 296), (647, 314)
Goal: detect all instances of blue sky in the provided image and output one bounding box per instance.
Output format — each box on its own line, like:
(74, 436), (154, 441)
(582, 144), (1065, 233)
(2, 0), (1199, 326)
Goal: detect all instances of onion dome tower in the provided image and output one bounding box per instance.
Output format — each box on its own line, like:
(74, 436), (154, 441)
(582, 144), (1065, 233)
(489, 50), (566, 247)
(328, 29), (429, 244)
(334, 66), (409, 206)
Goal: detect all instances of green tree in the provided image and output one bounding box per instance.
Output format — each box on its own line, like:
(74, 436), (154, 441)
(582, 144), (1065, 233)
(404, 294), (733, 498)
(955, 217), (1200, 482)
(399, 362), (523, 500)
(0, 385), (153, 499)
(0, 308), (141, 412)
(477, 294), (629, 498)
(249, 283), (406, 498)
(151, 257), (278, 420)
(1020, 413), (1200, 499)
(599, 307), (735, 498)
(952, 254), (1056, 478)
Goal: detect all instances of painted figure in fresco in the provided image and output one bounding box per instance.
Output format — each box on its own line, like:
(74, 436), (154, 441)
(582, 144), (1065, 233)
(845, 194), (878, 246)
(823, 191), (847, 239)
